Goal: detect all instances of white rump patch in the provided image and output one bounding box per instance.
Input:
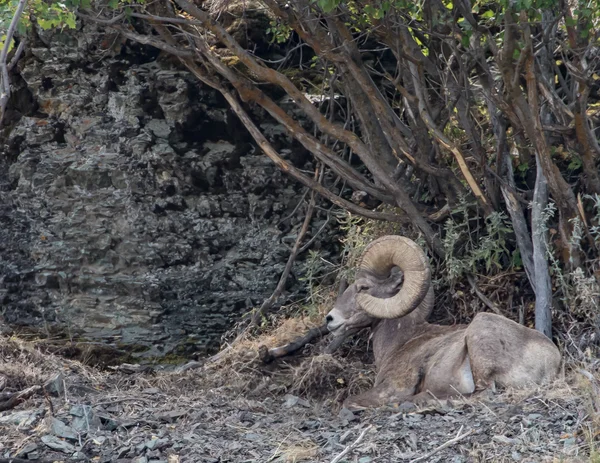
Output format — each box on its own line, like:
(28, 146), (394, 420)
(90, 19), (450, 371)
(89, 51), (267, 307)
(458, 356), (475, 394)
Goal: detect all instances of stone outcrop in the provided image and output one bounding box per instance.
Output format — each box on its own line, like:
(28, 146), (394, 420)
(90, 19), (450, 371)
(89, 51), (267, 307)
(0, 24), (332, 361)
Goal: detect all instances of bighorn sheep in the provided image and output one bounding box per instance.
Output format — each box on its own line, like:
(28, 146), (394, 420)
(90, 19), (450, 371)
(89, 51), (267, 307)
(325, 235), (561, 410)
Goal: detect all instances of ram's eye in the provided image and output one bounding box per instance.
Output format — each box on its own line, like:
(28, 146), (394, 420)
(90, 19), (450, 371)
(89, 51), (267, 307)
(356, 283), (369, 293)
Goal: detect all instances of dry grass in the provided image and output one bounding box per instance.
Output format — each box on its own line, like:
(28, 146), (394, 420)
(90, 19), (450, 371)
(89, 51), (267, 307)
(2, 329), (600, 462)
(166, 313), (375, 404)
(270, 440), (319, 463)
(0, 336), (105, 392)
(287, 353), (374, 401)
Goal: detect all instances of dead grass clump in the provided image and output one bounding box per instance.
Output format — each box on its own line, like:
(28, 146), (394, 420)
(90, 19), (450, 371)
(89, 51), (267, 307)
(177, 316), (328, 396)
(0, 336), (67, 391)
(159, 314), (376, 405)
(277, 441), (319, 462)
(288, 353), (374, 401)
(0, 335), (106, 393)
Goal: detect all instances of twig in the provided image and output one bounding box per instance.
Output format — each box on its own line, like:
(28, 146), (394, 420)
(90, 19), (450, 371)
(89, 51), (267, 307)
(330, 424), (373, 463)
(299, 213), (331, 253)
(43, 388), (54, 416)
(7, 38), (26, 72)
(408, 428), (474, 463)
(249, 170), (319, 327)
(467, 275), (501, 315)
(258, 324), (329, 363)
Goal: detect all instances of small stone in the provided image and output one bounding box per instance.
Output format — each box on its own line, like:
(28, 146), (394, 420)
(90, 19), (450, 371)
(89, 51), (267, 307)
(97, 413), (120, 431)
(283, 394), (309, 408)
(71, 406), (102, 433)
(563, 437), (577, 449)
(41, 435), (76, 454)
(146, 119), (172, 139)
(147, 449), (162, 458)
(44, 373), (65, 397)
(0, 409), (44, 428)
(284, 395), (299, 408)
(69, 404), (88, 417)
(397, 401), (417, 412)
(116, 446), (133, 458)
(14, 442), (38, 457)
(338, 407), (358, 422)
(493, 435), (517, 445)
(143, 388), (161, 395)
(145, 438), (160, 450)
(50, 417), (78, 440)
(156, 410), (188, 422)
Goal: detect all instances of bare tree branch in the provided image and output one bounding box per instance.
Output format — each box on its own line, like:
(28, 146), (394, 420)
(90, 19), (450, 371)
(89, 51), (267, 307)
(0, 0), (28, 126)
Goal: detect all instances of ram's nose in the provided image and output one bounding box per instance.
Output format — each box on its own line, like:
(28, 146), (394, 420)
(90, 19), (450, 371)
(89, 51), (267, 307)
(325, 314), (334, 323)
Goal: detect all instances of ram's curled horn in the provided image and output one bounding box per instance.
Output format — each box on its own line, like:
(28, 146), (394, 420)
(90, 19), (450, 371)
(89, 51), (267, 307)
(356, 235), (431, 319)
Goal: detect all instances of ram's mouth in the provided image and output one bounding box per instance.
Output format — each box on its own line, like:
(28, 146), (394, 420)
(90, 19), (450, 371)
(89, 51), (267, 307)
(327, 322), (345, 335)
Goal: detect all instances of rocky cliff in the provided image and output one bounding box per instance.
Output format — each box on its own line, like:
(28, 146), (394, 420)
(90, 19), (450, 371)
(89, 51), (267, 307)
(0, 24), (333, 362)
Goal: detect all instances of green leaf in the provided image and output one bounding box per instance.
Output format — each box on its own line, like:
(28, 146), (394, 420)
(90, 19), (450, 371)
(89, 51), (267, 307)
(65, 13), (77, 29)
(481, 10), (494, 19)
(568, 156), (582, 171)
(0, 35), (15, 54)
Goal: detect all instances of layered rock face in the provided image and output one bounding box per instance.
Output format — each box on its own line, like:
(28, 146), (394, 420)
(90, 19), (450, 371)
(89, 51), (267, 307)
(0, 27), (326, 360)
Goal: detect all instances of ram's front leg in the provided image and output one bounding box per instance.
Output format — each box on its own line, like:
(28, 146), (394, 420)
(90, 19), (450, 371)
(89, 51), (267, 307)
(343, 383), (417, 411)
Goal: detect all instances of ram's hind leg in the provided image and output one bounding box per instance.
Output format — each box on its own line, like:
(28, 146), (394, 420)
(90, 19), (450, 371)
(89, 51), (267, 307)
(466, 313), (561, 389)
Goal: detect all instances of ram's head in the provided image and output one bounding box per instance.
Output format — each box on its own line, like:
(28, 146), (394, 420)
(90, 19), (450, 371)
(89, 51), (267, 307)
(325, 236), (433, 336)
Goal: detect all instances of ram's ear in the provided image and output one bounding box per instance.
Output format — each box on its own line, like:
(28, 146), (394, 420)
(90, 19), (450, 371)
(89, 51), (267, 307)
(386, 267), (405, 293)
(355, 267), (404, 297)
(355, 277), (373, 293)
(337, 277), (349, 297)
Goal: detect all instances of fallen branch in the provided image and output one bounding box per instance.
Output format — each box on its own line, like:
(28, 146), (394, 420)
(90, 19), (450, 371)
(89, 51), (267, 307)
(258, 324), (329, 363)
(0, 385), (42, 412)
(408, 427), (473, 463)
(330, 424), (373, 463)
(324, 328), (361, 354)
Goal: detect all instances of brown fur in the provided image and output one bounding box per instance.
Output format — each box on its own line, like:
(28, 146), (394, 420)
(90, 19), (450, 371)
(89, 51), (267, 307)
(326, 239), (561, 410)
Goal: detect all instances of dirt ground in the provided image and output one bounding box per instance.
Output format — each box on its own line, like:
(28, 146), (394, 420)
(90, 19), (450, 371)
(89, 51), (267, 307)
(1, 324), (599, 463)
